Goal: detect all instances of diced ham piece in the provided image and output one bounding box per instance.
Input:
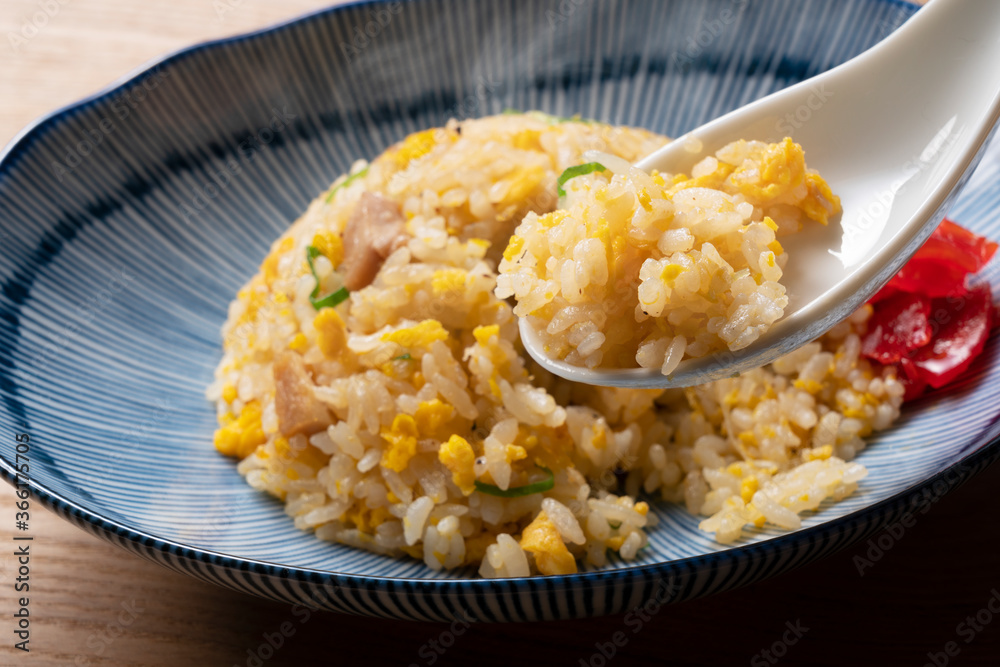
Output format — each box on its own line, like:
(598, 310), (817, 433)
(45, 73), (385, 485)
(273, 352), (331, 437)
(341, 192), (408, 290)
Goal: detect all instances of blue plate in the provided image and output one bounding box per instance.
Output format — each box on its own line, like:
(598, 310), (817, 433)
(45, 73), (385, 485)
(2, 0), (998, 621)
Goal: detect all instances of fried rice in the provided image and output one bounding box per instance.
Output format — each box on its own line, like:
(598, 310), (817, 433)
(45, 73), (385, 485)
(206, 113), (903, 578)
(495, 138), (841, 373)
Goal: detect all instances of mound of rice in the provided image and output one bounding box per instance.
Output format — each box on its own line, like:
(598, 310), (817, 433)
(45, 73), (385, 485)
(495, 139), (842, 373)
(207, 114), (901, 578)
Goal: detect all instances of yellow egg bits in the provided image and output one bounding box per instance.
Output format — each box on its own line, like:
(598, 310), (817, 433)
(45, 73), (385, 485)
(496, 136), (841, 373)
(671, 137), (840, 226)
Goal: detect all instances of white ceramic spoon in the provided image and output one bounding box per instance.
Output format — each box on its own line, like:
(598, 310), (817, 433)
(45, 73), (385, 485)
(520, 0), (1000, 389)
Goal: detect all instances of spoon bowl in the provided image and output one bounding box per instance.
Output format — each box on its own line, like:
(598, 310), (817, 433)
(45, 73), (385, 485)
(521, 0), (1000, 388)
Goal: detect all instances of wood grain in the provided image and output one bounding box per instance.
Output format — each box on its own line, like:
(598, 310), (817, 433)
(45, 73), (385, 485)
(4, 1), (1000, 665)
(0, 0), (336, 147)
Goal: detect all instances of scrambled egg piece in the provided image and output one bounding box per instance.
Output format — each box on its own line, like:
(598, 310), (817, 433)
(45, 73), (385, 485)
(214, 400), (267, 459)
(314, 308), (347, 359)
(381, 413), (418, 472)
(672, 137), (841, 226)
(382, 319), (449, 349)
(733, 137), (806, 201)
(471, 324), (517, 400)
(511, 129), (542, 151)
(414, 399), (455, 435)
(501, 166), (545, 209)
(520, 511), (577, 575)
(804, 445), (834, 461)
(503, 235), (525, 263)
(438, 434), (476, 495)
(288, 332), (309, 352)
(431, 268), (467, 297)
(312, 230), (344, 267)
(472, 325), (513, 375)
(391, 129), (450, 168)
(473, 324), (500, 346)
(505, 444), (527, 464)
(343, 501), (390, 535)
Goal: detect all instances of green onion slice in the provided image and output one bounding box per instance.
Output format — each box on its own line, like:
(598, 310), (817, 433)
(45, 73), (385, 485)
(393, 353), (412, 361)
(556, 162), (607, 197)
(474, 465), (554, 498)
(325, 166), (369, 203)
(305, 245), (349, 310)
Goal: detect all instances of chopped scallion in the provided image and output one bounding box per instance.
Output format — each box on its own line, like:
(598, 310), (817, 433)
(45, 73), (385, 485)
(474, 465), (554, 498)
(305, 245), (350, 310)
(556, 162), (607, 197)
(325, 166), (369, 203)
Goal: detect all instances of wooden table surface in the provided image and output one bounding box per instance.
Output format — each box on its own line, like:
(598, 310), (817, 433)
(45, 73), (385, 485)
(3, 1), (999, 665)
